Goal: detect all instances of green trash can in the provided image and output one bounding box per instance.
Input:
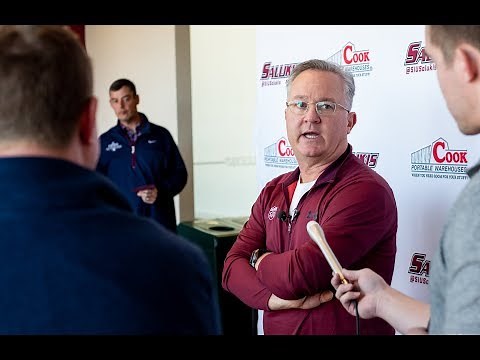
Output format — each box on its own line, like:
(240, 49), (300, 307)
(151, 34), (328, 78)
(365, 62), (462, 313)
(178, 217), (256, 335)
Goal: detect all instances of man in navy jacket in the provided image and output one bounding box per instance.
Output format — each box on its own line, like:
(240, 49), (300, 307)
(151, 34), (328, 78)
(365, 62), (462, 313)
(0, 25), (220, 335)
(97, 78), (188, 233)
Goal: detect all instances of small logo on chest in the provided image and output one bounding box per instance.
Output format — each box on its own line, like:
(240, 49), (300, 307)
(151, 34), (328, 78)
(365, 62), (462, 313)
(306, 211), (318, 221)
(268, 206), (279, 221)
(106, 141), (122, 152)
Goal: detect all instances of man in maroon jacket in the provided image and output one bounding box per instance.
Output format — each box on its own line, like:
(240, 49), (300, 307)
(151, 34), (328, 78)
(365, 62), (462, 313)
(222, 59), (397, 335)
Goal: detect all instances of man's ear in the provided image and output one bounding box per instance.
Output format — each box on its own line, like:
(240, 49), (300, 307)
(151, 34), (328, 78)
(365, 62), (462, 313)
(347, 112), (357, 134)
(79, 96), (98, 145)
(455, 43), (480, 83)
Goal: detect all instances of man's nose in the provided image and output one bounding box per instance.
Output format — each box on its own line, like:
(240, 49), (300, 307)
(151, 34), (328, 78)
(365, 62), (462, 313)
(304, 105), (320, 123)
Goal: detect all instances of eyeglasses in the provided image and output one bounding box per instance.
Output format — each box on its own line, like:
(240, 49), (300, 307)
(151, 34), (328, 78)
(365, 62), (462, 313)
(286, 100), (350, 116)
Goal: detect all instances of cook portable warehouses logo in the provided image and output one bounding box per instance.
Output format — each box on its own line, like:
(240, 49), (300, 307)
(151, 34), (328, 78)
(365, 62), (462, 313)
(263, 137), (298, 169)
(404, 40), (436, 75)
(411, 138), (469, 180)
(327, 42), (373, 78)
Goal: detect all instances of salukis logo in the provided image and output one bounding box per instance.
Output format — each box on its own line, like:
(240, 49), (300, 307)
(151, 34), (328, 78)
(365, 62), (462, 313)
(259, 62), (297, 87)
(353, 152), (379, 168)
(408, 252), (430, 285)
(404, 41), (436, 75)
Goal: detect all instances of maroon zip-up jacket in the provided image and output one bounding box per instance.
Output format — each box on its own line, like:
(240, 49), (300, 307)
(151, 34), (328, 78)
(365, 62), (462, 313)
(222, 145), (397, 335)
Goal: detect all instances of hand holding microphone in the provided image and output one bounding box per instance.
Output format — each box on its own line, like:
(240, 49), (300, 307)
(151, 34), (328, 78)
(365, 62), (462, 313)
(306, 220), (348, 284)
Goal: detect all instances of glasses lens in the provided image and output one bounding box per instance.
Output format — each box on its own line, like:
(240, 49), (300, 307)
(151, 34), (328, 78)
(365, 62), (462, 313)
(290, 100), (307, 115)
(315, 101), (336, 115)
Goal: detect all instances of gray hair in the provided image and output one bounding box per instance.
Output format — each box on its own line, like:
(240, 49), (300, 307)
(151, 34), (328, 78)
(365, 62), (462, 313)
(286, 59), (355, 110)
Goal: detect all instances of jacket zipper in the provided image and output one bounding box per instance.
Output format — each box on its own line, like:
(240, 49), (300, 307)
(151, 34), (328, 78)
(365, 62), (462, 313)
(287, 208), (299, 233)
(131, 144), (136, 168)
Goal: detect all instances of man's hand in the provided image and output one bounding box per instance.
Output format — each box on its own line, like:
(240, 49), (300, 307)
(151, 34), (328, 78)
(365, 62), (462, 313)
(268, 291), (334, 311)
(137, 187), (158, 204)
(331, 268), (386, 319)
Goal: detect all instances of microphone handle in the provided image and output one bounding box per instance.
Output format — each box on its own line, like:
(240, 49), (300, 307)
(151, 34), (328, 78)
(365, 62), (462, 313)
(306, 221), (348, 284)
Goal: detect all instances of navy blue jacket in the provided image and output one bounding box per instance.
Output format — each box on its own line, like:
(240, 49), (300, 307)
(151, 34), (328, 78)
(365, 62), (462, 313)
(96, 113), (188, 233)
(0, 157), (220, 334)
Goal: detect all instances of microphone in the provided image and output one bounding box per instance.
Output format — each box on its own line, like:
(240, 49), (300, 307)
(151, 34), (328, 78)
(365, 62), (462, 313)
(277, 210), (288, 222)
(306, 220), (348, 285)
(291, 208), (299, 221)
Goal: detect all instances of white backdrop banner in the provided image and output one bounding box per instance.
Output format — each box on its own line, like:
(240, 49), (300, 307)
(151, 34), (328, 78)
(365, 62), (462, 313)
(255, 25), (480, 334)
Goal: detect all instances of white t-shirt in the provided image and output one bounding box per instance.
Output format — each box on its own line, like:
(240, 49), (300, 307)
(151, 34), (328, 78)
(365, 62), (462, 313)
(289, 177), (316, 217)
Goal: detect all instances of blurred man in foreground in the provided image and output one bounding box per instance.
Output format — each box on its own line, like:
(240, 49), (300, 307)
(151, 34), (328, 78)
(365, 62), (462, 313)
(0, 25), (220, 335)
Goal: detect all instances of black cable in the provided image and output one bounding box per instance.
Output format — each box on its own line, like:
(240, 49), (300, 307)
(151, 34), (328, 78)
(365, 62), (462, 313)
(354, 299), (360, 335)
